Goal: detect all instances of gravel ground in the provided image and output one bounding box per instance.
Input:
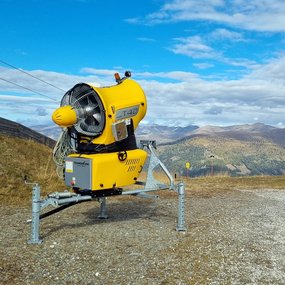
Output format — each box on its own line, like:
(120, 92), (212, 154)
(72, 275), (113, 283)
(1, 187), (285, 285)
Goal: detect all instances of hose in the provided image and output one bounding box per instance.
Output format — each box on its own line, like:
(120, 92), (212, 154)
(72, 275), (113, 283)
(52, 128), (74, 178)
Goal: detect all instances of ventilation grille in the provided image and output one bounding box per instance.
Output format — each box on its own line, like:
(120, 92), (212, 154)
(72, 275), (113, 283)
(125, 158), (140, 165)
(125, 158), (141, 172)
(127, 166), (137, 172)
(61, 83), (105, 136)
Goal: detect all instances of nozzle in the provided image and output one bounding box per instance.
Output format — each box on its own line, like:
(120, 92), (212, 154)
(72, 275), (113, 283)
(52, 105), (77, 127)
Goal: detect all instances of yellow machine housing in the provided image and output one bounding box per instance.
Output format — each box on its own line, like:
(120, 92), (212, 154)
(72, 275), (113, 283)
(90, 79), (146, 145)
(52, 78), (147, 146)
(64, 149), (147, 191)
(52, 73), (149, 193)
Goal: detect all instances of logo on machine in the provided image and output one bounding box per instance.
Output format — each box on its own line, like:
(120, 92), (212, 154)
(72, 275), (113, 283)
(74, 161), (89, 167)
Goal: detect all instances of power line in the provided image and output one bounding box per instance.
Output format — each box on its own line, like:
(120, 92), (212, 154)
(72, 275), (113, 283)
(0, 59), (66, 92)
(0, 77), (58, 102)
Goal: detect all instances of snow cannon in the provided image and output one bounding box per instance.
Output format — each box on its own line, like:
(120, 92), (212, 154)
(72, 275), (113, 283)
(52, 72), (148, 195)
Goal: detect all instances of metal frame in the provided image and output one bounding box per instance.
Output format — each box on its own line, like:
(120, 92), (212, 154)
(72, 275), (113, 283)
(27, 140), (186, 244)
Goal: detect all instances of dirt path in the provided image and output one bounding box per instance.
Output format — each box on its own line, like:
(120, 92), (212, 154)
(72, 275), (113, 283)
(1, 188), (285, 284)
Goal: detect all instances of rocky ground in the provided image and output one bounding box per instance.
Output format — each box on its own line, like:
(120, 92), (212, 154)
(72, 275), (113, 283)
(1, 186), (285, 284)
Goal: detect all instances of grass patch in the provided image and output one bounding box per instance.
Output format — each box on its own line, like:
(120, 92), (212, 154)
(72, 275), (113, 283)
(0, 135), (65, 206)
(180, 175), (285, 198)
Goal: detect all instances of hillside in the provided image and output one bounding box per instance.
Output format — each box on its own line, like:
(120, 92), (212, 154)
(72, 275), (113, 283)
(0, 117), (56, 147)
(31, 121), (285, 148)
(0, 135), (65, 205)
(158, 126), (285, 176)
(3, 117), (285, 180)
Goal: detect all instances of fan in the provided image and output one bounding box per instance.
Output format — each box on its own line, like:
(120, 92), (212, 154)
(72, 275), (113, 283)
(60, 83), (105, 137)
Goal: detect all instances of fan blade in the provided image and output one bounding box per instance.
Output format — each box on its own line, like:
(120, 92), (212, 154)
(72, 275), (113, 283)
(84, 116), (97, 126)
(93, 113), (101, 124)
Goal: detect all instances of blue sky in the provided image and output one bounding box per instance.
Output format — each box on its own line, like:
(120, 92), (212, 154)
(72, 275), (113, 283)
(1, 0), (285, 129)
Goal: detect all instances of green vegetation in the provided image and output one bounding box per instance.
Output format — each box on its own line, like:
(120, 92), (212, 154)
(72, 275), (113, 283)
(158, 136), (285, 177)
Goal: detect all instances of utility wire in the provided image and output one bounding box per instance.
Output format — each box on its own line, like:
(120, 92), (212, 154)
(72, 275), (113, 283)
(0, 59), (66, 92)
(0, 77), (58, 102)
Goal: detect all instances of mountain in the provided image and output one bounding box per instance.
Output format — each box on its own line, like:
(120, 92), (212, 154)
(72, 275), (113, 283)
(0, 117), (56, 148)
(32, 121), (284, 149)
(157, 123), (285, 177)
(31, 123), (199, 143)
(31, 124), (62, 140)
(7, 118), (285, 177)
(136, 124), (199, 143)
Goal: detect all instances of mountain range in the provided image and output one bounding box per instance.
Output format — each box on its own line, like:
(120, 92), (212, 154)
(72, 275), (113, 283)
(156, 123), (285, 176)
(3, 117), (285, 177)
(30, 123), (200, 143)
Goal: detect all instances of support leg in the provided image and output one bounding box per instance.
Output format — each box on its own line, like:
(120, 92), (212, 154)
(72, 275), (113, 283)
(28, 184), (42, 244)
(176, 182), (186, 232)
(98, 197), (108, 219)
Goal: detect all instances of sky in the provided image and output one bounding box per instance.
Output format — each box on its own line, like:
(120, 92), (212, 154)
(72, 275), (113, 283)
(1, 0), (285, 129)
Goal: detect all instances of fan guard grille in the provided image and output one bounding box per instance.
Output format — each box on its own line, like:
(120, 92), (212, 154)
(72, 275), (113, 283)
(61, 83), (105, 136)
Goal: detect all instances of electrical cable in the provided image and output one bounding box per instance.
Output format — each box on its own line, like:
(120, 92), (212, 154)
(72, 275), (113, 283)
(0, 77), (58, 102)
(53, 128), (75, 178)
(0, 59), (66, 92)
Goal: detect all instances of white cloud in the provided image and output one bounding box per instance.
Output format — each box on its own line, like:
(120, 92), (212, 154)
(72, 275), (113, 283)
(80, 67), (119, 77)
(0, 67), (104, 126)
(204, 106), (224, 115)
(136, 55), (285, 127)
(170, 36), (220, 59)
(168, 34), (258, 70)
(1, 56), (285, 128)
(136, 70), (200, 82)
(125, 17), (141, 24)
(248, 56), (285, 82)
(36, 106), (48, 116)
(138, 0), (285, 32)
(193, 63), (214, 69)
(210, 28), (246, 42)
(0, 94), (53, 103)
(0, 67), (102, 98)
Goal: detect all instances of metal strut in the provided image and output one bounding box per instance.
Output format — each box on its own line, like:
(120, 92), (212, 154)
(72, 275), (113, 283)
(122, 140), (186, 232)
(27, 186), (92, 244)
(28, 184), (42, 244)
(27, 140), (186, 244)
(98, 197), (108, 219)
(176, 182), (186, 231)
